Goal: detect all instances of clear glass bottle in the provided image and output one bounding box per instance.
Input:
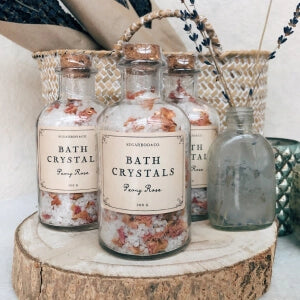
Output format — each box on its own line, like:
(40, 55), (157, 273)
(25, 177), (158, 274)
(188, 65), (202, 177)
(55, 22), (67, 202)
(207, 107), (276, 230)
(97, 44), (191, 258)
(37, 53), (104, 230)
(164, 53), (219, 221)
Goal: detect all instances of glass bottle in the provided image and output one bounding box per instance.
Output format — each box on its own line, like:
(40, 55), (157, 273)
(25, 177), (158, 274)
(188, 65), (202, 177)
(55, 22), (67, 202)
(164, 53), (219, 221)
(37, 53), (104, 230)
(207, 107), (276, 230)
(97, 43), (191, 258)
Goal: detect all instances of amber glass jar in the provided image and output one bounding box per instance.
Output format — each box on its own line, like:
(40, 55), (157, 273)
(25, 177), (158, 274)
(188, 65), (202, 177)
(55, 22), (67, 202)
(97, 44), (191, 258)
(164, 53), (219, 221)
(37, 54), (104, 230)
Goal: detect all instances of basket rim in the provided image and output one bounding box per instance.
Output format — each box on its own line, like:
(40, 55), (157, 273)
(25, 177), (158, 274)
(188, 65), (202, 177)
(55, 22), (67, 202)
(32, 49), (270, 59)
(32, 49), (112, 59)
(218, 49), (270, 59)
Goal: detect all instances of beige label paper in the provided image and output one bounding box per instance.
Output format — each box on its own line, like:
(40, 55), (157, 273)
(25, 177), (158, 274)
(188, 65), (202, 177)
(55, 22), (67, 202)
(191, 125), (217, 188)
(100, 131), (186, 215)
(38, 126), (98, 193)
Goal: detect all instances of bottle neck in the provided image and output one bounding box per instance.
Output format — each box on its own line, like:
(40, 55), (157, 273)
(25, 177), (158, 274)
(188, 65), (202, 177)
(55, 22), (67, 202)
(226, 107), (254, 133)
(121, 64), (161, 102)
(59, 72), (96, 102)
(164, 72), (196, 103)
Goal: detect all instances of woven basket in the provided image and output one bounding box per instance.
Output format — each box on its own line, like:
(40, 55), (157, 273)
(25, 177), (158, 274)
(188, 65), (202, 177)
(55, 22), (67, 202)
(33, 10), (269, 133)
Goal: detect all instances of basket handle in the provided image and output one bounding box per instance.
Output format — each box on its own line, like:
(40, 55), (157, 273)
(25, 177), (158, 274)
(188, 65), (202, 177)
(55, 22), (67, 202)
(112, 9), (222, 55)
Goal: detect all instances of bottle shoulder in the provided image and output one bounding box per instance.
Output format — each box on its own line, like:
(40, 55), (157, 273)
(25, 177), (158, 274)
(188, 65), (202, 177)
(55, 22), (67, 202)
(210, 131), (274, 154)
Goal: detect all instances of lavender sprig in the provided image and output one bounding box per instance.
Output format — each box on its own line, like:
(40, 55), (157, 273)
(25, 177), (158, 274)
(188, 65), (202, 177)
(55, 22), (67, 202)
(247, 2), (300, 102)
(180, 0), (234, 106)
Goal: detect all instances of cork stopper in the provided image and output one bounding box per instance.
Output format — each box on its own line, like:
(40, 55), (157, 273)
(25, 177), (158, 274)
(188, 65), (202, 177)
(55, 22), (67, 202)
(123, 43), (161, 61)
(60, 53), (92, 69)
(59, 53), (93, 78)
(166, 53), (195, 70)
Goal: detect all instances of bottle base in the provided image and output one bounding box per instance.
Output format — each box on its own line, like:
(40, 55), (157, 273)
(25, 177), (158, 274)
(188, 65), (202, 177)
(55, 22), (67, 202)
(191, 214), (208, 222)
(209, 222), (274, 231)
(98, 237), (190, 260)
(39, 219), (97, 232)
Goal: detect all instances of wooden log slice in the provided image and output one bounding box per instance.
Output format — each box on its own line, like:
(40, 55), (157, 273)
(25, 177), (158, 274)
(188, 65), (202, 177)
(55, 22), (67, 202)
(12, 213), (277, 300)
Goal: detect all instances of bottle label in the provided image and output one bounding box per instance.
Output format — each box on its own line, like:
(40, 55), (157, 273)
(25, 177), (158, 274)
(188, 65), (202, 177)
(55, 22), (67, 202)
(191, 125), (217, 188)
(38, 126), (98, 193)
(100, 131), (186, 215)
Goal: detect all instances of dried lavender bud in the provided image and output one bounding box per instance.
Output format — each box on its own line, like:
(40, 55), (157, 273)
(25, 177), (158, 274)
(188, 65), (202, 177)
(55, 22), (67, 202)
(204, 60), (212, 66)
(222, 91), (230, 101)
(278, 35), (287, 46)
(289, 16), (298, 27)
(284, 26), (294, 36)
(190, 9), (198, 19)
(201, 37), (210, 47)
(196, 44), (203, 53)
(197, 22), (205, 31)
(189, 32), (198, 41)
(184, 23), (192, 31)
(180, 10), (186, 21)
(268, 51), (276, 60)
(180, 10), (190, 21)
